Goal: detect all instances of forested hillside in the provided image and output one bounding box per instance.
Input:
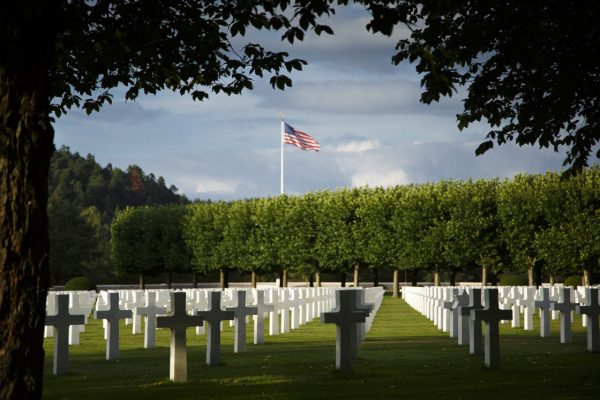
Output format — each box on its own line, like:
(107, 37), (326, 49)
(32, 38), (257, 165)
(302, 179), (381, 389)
(48, 146), (187, 285)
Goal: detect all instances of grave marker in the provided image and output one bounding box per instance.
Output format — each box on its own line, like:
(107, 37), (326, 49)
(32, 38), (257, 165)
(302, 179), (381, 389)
(94, 292), (132, 360)
(551, 287), (577, 344)
(321, 289), (369, 373)
(452, 289), (471, 346)
(226, 290), (258, 353)
(576, 287), (600, 352)
(350, 289), (373, 360)
(253, 290), (275, 345)
(471, 288), (512, 368)
(535, 287), (554, 337)
(506, 287), (521, 328)
(68, 292), (87, 345)
(135, 291), (167, 348)
(157, 291), (204, 382)
(268, 289), (281, 336)
(443, 288), (460, 338)
(45, 294), (85, 375)
(44, 292), (57, 338)
(465, 288), (484, 355)
(517, 287), (536, 330)
(195, 291), (235, 366)
(280, 289), (291, 334)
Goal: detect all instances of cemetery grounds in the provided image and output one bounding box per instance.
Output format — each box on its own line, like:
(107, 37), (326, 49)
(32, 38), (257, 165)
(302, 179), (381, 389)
(43, 294), (600, 400)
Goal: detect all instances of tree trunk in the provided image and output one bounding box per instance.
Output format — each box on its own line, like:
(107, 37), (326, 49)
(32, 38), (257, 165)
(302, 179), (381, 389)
(220, 268), (229, 289)
(433, 268), (440, 287)
(166, 271), (172, 289)
(192, 271), (198, 288)
(583, 268), (591, 286)
(527, 265), (534, 286)
(283, 268), (288, 288)
(279, 270), (284, 288)
(251, 270), (257, 288)
(449, 269), (456, 286)
(549, 274), (555, 286)
(481, 265), (488, 287)
(340, 273), (346, 287)
(0, 3), (57, 398)
(534, 264), (542, 287)
(411, 269), (418, 287)
(392, 268), (399, 298)
(309, 274), (314, 287)
(139, 272), (145, 290)
(315, 270), (321, 287)
(372, 267), (379, 287)
(353, 262), (360, 287)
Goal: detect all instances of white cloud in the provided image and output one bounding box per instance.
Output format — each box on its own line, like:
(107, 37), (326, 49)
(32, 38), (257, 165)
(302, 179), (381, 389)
(195, 179), (237, 194)
(351, 169), (411, 188)
(175, 176), (238, 195)
(335, 139), (381, 153)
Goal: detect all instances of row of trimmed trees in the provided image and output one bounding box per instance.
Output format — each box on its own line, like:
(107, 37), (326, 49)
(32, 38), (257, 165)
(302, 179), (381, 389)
(110, 168), (600, 294)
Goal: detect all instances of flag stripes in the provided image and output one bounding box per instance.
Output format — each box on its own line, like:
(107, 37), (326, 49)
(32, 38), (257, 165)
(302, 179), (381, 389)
(284, 123), (320, 151)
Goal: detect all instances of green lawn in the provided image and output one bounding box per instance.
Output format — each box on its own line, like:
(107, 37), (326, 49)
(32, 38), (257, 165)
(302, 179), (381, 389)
(43, 295), (600, 400)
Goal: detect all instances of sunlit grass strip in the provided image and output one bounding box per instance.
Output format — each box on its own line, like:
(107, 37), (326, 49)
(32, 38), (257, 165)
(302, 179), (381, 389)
(43, 295), (600, 400)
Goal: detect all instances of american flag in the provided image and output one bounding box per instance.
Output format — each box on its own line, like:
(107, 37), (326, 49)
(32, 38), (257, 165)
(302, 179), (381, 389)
(284, 123), (320, 151)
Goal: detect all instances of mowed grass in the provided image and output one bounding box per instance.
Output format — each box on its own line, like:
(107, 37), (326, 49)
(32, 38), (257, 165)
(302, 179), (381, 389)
(43, 294), (600, 400)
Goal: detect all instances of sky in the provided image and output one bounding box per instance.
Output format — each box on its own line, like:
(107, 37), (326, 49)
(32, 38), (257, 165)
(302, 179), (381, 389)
(53, 5), (570, 201)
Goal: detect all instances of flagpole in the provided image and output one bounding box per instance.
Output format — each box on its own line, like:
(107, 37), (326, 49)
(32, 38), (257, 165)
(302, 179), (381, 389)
(280, 113), (285, 195)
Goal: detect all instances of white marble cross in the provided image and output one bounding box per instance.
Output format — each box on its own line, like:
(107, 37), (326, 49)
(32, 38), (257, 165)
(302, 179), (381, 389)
(471, 288), (512, 368)
(443, 288), (460, 338)
(576, 287), (600, 352)
(157, 291), (204, 382)
(452, 289), (471, 346)
(289, 289), (301, 330)
(195, 291), (234, 366)
(353, 289), (373, 359)
(268, 289), (281, 336)
(465, 288), (484, 355)
(551, 287), (577, 344)
(506, 286), (522, 328)
(94, 292), (132, 360)
(193, 290), (208, 336)
(44, 292), (57, 338)
(135, 291), (167, 348)
(226, 290), (258, 353)
(130, 290), (145, 335)
(45, 294), (86, 375)
(299, 288), (312, 324)
(517, 287), (536, 330)
(321, 289), (370, 373)
(253, 290), (275, 345)
(68, 292), (87, 345)
(535, 287), (554, 338)
(279, 289), (292, 334)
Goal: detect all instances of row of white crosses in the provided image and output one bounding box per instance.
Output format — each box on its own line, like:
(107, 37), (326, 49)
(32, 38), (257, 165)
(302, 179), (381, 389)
(403, 285), (600, 368)
(44, 287), (337, 379)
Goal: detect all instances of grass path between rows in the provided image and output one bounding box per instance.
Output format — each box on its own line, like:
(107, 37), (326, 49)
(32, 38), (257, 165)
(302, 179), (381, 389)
(43, 294), (600, 400)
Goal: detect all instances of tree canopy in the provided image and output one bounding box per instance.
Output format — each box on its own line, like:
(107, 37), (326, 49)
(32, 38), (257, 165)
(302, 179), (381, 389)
(365, 0), (600, 169)
(113, 168), (600, 290)
(51, 0), (342, 116)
